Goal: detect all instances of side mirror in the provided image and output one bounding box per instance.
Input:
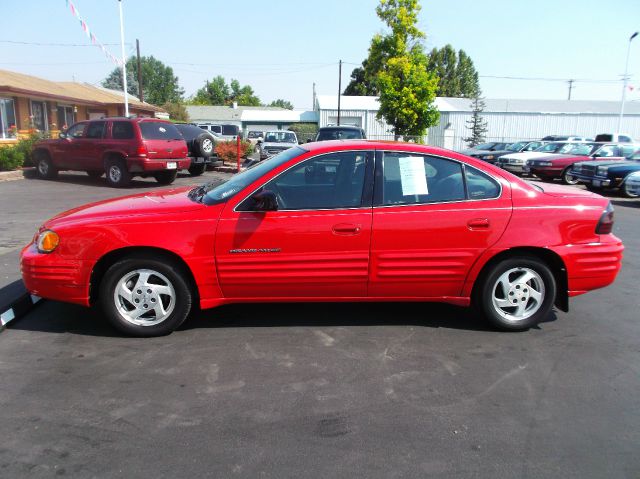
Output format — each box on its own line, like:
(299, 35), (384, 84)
(59, 132), (67, 139)
(252, 189), (278, 211)
(306, 138), (312, 143)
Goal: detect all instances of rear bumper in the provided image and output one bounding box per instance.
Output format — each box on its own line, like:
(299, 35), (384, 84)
(21, 243), (92, 306)
(129, 158), (191, 172)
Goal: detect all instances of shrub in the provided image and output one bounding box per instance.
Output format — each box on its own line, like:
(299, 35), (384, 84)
(215, 140), (254, 165)
(0, 133), (45, 171)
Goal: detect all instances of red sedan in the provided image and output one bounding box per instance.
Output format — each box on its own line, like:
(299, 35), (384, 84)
(21, 140), (624, 336)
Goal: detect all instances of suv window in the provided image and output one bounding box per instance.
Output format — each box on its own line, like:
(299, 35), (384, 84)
(67, 123), (86, 138)
(316, 128), (365, 141)
(211, 125), (222, 134)
(381, 153), (465, 205)
(221, 125), (239, 136)
(259, 151), (369, 210)
(139, 122), (181, 140)
(86, 121), (106, 139)
(112, 121), (135, 140)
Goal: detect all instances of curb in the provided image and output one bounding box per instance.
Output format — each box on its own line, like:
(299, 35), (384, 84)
(0, 280), (42, 330)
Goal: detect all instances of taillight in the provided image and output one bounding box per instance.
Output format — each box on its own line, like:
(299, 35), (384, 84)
(136, 145), (147, 157)
(595, 202), (614, 234)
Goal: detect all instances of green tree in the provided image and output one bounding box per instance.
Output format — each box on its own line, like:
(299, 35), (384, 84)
(373, 0), (440, 138)
(463, 92), (488, 147)
(190, 77), (261, 106)
(102, 56), (184, 106)
(427, 45), (479, 97)
(268, 99), (294, 110)
(163, 101), (190, 122)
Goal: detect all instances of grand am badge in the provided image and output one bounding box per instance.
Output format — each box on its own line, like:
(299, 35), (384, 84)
(229, 248), (281, 254)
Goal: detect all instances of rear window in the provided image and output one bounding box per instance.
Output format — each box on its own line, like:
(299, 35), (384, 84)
(139, 122), (181, 140)
(595, 134), (613, 142)
(316, 128), (364, 141)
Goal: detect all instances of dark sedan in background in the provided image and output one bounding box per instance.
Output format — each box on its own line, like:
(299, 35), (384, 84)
(467, 140), (546, 164)
(571, 150), (640, 197)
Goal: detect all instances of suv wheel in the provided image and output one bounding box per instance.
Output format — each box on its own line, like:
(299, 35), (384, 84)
(105, 159), (131, 188)
(35, 152), (58, 179)
(195, 134), (214, 158)
(155, 170), (178, 185)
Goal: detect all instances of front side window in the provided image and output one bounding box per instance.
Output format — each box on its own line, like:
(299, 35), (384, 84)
(86, 121), (106, 139)
(381, 153), (465, 205)
(240, 151), (370, 211)
(0, 98), (16, 139)
(66, 123), (86, 138)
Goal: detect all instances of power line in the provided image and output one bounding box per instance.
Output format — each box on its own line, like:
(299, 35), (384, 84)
(0, 39), (129, 47)
(480, 74), (621, 84)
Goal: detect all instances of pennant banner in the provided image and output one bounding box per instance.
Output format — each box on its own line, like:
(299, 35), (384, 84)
(65, 0), (123, 67)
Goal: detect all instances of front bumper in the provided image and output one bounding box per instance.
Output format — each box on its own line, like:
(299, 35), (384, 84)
(21, 243), (93, 306)
(571, 173), (612, 187)
(502, 163), (527, 174)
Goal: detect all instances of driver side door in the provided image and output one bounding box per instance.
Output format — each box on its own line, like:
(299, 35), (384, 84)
(215, 150), (374, 299)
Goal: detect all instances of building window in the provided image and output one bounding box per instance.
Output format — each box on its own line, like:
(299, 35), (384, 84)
(56, 105), (75, 130)
(0, 98), (17, 139)
(30, 100), (48, 131)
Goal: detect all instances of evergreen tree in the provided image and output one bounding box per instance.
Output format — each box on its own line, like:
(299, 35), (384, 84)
(269, 99), (294, 110)
(463, 92), (488, 147)
(427, 45), (479, 98)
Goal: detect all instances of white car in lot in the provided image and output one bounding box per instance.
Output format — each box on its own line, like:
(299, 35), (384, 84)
(625, 171), (640, 197)
(498, 142), (591, 174)
(259, 131), (298, 160)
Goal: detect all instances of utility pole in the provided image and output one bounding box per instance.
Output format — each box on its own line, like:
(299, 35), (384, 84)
(337, 60), (342, 126)
(118, 0), (129, 117)
(619, 32), (638, 131)
(567, 79), (574, 100)
(312, 82), (316, 110)
(136, 39), (143, 103)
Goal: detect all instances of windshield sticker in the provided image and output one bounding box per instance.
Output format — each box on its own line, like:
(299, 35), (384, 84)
(159, 127), (166, 133)
(398, 157), (429, 196)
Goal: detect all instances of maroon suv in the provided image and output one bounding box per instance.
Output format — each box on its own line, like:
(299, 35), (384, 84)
(32, 118), (190, 187)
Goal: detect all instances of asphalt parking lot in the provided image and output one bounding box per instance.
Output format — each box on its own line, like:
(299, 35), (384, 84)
(0, 173), (639, 478)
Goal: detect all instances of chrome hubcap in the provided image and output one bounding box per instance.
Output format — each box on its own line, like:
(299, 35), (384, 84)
(492, 267), (544, 321)
(38, 160), (48, 175)
(202, 138), (213, 153)
(113, 269), (176, 326)
(109, 165), (122, 183)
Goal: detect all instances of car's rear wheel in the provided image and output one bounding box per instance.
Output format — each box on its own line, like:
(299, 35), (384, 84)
(188, 163), (206, 176)
(478, 257), (556, 331)
(621, 180), (640, 198)
(561, 166), (580, 185)
(155, 170), (178, 185)
(35, 152), (58, 179)
(105, 159), (131, 187)
(99, 257), (192, 337)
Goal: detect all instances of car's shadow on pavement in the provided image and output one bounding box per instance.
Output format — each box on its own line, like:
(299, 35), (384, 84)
(612, 199), (640, 209)
(7, 299), (558, 337)
(23, 171), (199, 189)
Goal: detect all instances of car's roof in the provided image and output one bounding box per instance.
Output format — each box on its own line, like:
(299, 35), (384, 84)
(319, 125), (363, 130)
(301, 139), (457, 157)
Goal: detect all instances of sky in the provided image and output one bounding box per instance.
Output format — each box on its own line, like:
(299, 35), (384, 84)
(2, 0), (640, 110)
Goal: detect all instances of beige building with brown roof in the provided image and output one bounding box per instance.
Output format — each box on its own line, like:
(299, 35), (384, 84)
(0, 69), (166, 142)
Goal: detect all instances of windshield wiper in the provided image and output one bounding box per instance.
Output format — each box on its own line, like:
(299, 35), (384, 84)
(188, 178), (226, 203)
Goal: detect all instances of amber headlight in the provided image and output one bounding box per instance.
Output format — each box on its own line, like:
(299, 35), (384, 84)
(37, 230), (59, 253)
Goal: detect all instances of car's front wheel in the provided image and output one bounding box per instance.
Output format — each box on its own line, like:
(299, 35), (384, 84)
(561, 166), (580, 185)
(35, 152), (58, 180)
(478, 257), (556, 331)
(621, 180), (640, 198)
(99, 257), (193, 337)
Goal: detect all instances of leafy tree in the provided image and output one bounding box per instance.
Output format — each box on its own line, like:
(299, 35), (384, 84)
(463, 92), (488, 147)
(190, 77), (261, 106)
(287, 122), (318, 141)
(102, 56), (184, 106)
(269, 99), (294, 110)
(372, 0), (440, 138)
(163, 102), (190, 122)
(427, 45), (479, 97)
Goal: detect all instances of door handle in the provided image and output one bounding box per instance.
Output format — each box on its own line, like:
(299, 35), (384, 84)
(467, 218), (490, 229)
(332, 223), (361, 235)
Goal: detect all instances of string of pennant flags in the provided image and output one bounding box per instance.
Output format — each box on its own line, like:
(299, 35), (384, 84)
(65, 0), (123, 67)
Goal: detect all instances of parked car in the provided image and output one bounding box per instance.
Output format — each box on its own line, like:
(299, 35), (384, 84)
(594, 133), (634, 143)
(246, 130), (264, 146)
(570, 149), (640, 197)
(541, 135), (592, 142)
(497, 141), (588, 174)
(314, 125), (366, 142)
(466, 140), (546, 164)
(459, 142), (511, 158)
(21, 140), (623, 337)
(32, 118), (189, 187)
(174, 123), (217, 177)
(525, 143), (636, 184)
(624, 171), (640, 197)
(258, 131), (299, 160)
(196, 123), (241, 141)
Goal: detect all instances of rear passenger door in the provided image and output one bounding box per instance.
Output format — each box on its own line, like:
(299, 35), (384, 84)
(369, 151), (512, 298)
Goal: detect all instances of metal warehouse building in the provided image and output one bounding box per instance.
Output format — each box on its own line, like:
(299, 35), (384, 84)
(315, 95), (640, 151)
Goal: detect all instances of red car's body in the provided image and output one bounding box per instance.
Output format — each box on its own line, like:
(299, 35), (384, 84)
(21, 140), (623, 335)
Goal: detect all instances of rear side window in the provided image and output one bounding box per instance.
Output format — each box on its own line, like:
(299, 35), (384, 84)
(86, 121), (106, 139)
(112, 121), (135, 139)
(139, 122), (181, 140)
(465, 165), (500, 200)
(221, 125), (239, 136)
(211, 125), (222, 134)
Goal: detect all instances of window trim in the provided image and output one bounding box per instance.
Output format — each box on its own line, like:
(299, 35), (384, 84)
(234, 150), (375, 213)
(373, 150), (503, 208)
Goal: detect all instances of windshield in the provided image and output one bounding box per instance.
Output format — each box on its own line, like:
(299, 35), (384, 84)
(473, 142), (495, 150)
(535, 142), (566, 153)
(198, 147), (306, 205)
(558, 143), (594, 155)
(264, 131), (297, 143)
(139, 122), (181, 140)
(507, 141), (527, 152)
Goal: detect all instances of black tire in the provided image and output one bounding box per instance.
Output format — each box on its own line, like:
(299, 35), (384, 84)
(621, 180), (640, 198)
(561, 166), (580, 185)
(99, 256), (193, 337)
(477, 256), (556, 331)
(155, 170), (178, 185)
(35, 151), (58, 179)
(188, 163), (207, 177)
(87, 170), (103, 179)
(193, 133), (215, 158)
(105, 158), (131, 187)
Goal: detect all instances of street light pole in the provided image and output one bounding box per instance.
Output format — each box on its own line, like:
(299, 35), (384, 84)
(618, 31), (638, 132)
(118, 0), (129, 117)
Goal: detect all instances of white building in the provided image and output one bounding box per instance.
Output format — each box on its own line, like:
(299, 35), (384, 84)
(315, 95), (640, 150)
